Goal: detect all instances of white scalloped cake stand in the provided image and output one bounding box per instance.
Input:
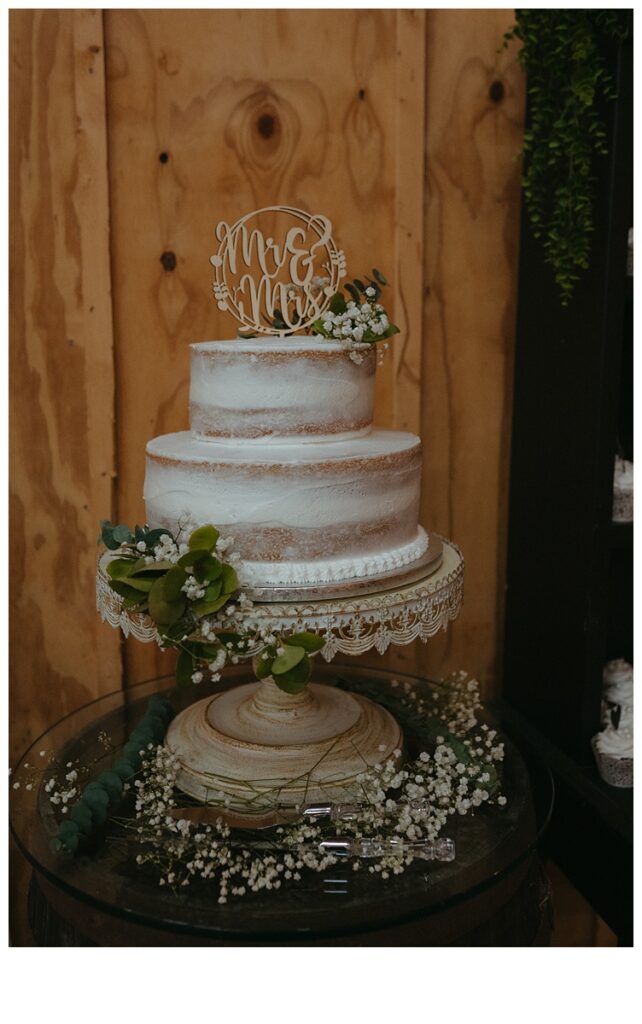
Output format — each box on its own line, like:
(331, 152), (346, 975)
(96, 539), (464, 809)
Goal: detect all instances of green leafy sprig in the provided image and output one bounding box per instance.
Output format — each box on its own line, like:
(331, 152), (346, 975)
(503, 10), (629, 305)
(100, 521), (324, 694)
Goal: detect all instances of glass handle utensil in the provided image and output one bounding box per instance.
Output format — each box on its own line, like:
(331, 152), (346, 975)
(303, 797), (431, 822)
(318, 836), (455, 862)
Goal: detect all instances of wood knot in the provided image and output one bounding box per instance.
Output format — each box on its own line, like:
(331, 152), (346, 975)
(257, 112), (277, 139)
(358, 88), (366, 100)
(489, 80), (504, 103)
(159, 151), (169, 163)
(160, 251), (177, 272)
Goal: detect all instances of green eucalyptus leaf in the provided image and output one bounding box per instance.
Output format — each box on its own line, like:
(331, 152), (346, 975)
(107, 558), (137, 580)
(176, 650), (195, 688)
(189, 525), (220, 553)
(112, 524), (135, 545)
(382, 323), (401, 339)
(273, 654), (311, 694)
(160, 619), (191, 643)
(191, 594), (229, 617)
(148, 578), (186, 625)
(372, 268), (388, 286)
(109, 579), (149, 603)
(203, 579), (223, 602)
(144, 528), (174, 548)
(95, 771), (124, 802)
(113, 761), (136, 782)
(117, 575), (153, 593)
(194, 554), (223, 583)
(345, 282), (361, 304)
(100, 521), (120, 550)
(220, 564), (239, 595)
(329, 292), (346, 315)
(177, 548), (210, 568)
(312, 317), (330, 337)
(254, 653), (274, 680)
(190, 642), (222, 659)
(161, 565), (187, 601)
(286, 632), (325, 653)
(129, 559), (175, 576)
(70, 803), (94, 834)
(271, 644), (306, 675)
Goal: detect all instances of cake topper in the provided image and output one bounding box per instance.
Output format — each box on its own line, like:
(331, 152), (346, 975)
(209, 206), (347, 336)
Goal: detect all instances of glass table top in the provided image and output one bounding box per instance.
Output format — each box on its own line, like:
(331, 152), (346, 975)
(10, 664), (553, 942)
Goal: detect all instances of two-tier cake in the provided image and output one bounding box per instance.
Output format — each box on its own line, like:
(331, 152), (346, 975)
(144, 337), (430, 592)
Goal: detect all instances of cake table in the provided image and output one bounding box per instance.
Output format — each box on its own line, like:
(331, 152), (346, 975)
(10, 666), (553, 947)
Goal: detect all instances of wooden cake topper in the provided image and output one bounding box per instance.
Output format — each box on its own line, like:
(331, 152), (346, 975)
(209, 206), (347, 335)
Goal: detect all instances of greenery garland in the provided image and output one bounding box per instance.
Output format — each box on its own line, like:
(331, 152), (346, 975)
(52, 695), (175, 854)
(504, 10), (629, 304)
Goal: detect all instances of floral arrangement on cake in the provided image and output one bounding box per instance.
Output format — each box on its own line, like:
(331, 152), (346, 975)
(312, 269), (399, 345)
(248, 267), (399, 362)
(100, 520), (324, 693)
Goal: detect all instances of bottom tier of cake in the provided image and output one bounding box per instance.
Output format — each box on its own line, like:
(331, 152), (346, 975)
(144, 429), (428, 587)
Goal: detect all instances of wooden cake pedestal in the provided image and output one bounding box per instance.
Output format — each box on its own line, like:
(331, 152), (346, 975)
(166, 677), (402, 807)
(97, 537), (464, 809)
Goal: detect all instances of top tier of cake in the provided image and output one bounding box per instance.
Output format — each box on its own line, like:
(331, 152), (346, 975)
(190, 337), (376, 443)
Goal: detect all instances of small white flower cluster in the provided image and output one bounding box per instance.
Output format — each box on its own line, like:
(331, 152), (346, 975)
(131, 746), (332, 900)
(311, 274), (330, 290)
(392, 670), (486, 737)
(43, 763), (80, 813)
(147, 533), (186, 565)
(181, 574), (206, 601)
(322, 294), (389, 346)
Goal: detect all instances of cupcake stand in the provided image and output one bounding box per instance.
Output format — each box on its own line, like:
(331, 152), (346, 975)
(96, 535), (464, 811)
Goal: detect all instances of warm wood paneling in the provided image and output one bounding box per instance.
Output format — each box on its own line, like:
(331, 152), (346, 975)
(10, 9), (524, 751)
(9, 9), (121, 760)
(416, 9), (525, 692)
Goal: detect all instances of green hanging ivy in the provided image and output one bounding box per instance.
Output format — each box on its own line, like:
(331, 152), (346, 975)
(504, 10), (629, 305)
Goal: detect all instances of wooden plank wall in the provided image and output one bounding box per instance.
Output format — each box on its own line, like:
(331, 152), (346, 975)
(10, 9), (524, 758)
(9, 10), (121, 761)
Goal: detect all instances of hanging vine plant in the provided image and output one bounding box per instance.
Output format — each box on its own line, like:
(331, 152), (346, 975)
(503, 10), (629, 305)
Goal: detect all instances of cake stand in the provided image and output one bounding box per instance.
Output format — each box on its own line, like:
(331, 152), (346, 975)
(96, 538), (464, 810)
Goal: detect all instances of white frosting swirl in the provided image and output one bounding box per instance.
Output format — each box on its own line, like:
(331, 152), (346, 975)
(594, 726), (633, 758)
(613, 457), (633, 491)
(603, 658), (633, 707)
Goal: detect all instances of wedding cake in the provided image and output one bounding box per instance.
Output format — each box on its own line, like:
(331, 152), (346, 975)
(94, 207), (465, 808)
(144, 335), (429, 590)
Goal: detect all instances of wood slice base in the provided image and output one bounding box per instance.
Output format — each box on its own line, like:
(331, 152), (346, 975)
(165, 678), (403, 809)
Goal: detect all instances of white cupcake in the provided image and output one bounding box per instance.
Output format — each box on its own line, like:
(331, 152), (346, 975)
(592, 727), (633, 788)
(594, 659), (633, 787)
(612, 457), (633, 523)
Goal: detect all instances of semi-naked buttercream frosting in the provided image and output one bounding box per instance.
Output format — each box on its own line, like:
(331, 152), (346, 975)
(144, 337), (429, 589)
(190, 338), (375, 442)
